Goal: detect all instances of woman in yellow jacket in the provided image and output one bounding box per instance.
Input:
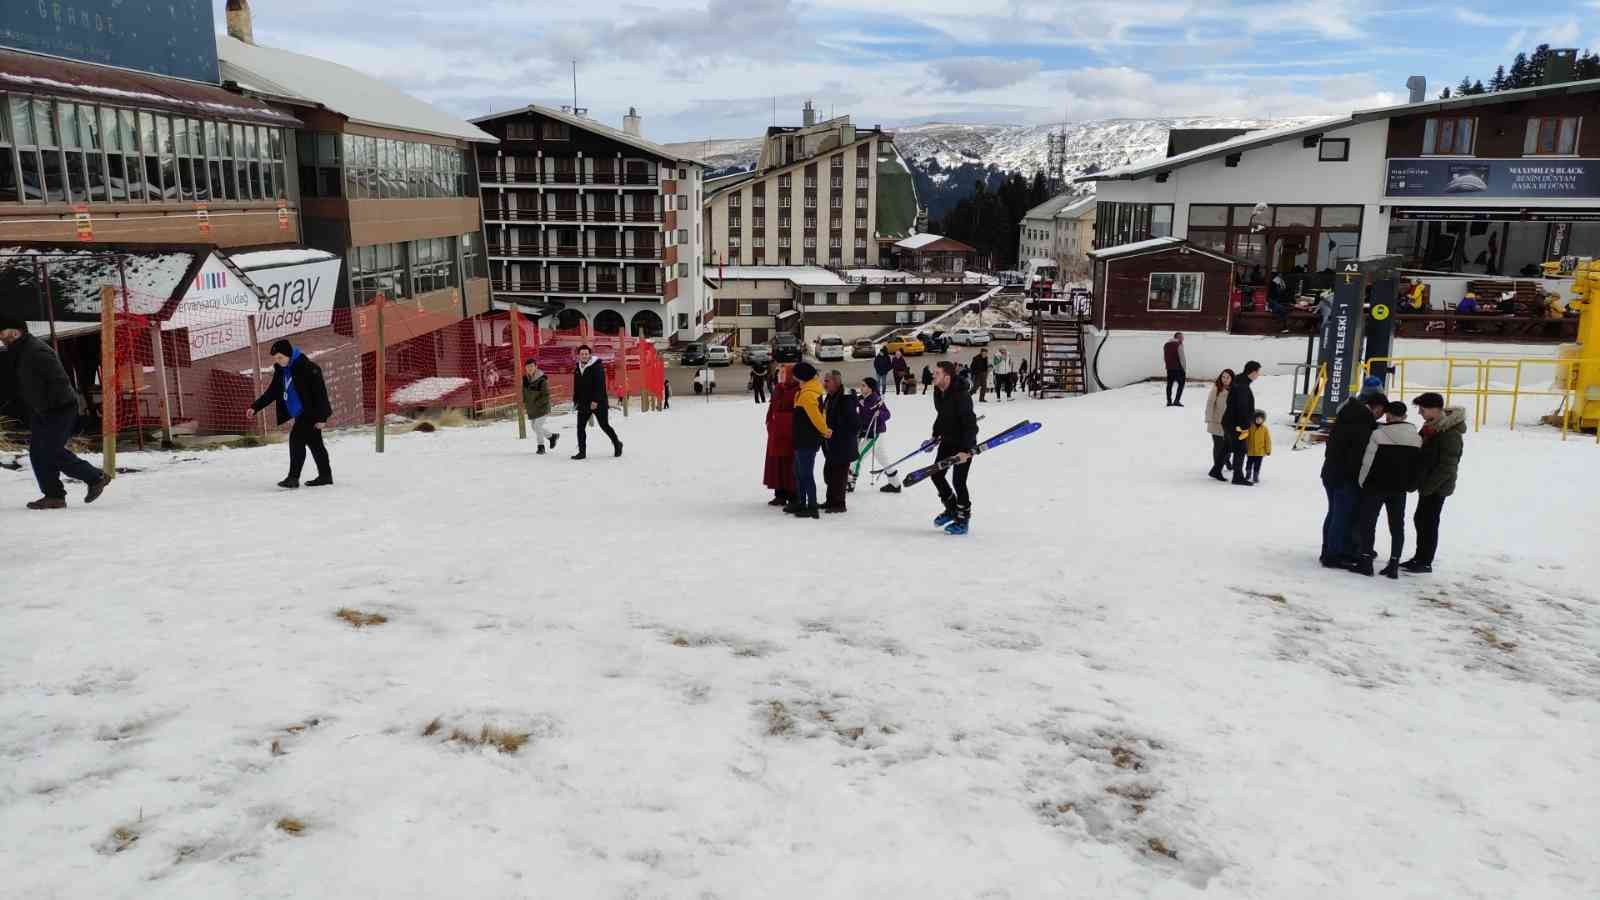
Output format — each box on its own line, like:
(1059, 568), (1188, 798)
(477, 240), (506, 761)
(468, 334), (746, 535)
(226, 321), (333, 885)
(1244, 410), (1271, 484)
(788, 362), (831, 518)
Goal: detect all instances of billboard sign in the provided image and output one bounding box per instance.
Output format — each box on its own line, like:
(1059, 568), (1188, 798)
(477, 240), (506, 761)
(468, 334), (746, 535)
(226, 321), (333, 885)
(0, 1), (219, 83)
(1318, 261), (1366, 415)
(167, 255), (343, 360)
(1385, 158), (1600, 199)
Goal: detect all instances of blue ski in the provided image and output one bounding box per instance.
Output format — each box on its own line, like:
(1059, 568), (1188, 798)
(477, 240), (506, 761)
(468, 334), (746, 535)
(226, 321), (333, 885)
(902, 421), (1041, 488)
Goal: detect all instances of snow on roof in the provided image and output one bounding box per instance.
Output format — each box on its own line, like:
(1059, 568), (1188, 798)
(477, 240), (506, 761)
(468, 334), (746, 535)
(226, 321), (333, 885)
(229, 248), (340, 270)
(716, 266), (846, 286)
(0, 48), (298, 127)
(28, 321), (101, 340)
(0, 245), (204, 316)
(217, 35), (495, 143)
(472, 104), (693, 163)
(390, 377), (473, 407)
(1022, 193), (1085, 220)
(895, 233), (946, 250)
(1086, 237), (1183, 259)
(1053, 196), (1097, 220)
(1082, 115), (1348, 183)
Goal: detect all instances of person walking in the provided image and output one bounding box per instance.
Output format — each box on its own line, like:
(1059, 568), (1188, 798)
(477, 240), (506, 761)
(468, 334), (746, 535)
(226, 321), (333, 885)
(0, 315), (111, 508)
(820, 370), (859, 513)
(521, 358), (559, 454)
(891, 351), (911, 396)
(788, 362), (830, 519)
(750, 359), (770, 404)
(971, 348), (991, 403)
(873, 347), (893, 392)
(856, 377), (902, 493)
(1017, 357), (1030, 397)
(992, 348), (1014, 401)
(1163, 332), (1187, 407)
(920, 365), (934, 395)
(764, 365), (798, 507)
(1353, 400), (1422, 578)
(570, 344), (622, 460)
(1403, 392), (1465, 574)
(248, 339), (334, 489)
(929, 361), (979, 535)
(1219, 361), (1261, 485)
(1319, 384), (1387, 567)
(1204, 369), (1235, 479)
(1244, 410), (1271, 483)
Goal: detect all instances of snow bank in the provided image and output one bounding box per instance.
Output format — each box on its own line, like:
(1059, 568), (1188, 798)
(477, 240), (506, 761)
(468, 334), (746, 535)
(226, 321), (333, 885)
(389, 377), (472, 406)
(231, 249), (340, 270)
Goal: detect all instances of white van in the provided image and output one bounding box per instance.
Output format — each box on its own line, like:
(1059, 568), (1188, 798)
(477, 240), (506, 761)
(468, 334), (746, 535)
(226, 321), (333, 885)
(814, 334), (847, 361)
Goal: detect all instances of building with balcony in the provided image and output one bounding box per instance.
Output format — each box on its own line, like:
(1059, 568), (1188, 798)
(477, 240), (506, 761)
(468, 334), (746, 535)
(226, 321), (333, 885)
(470, 104), (707, 342)
(701, 103), (919, 270)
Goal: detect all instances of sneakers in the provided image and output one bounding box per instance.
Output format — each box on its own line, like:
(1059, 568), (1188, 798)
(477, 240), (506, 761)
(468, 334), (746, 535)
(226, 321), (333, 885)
(549, 434), (560, 449)
(1399, 559), (1432, 574)
(934, 508), (956, 527)
(1380, 559), (1400, 580)
(26, 496), (67, 510)
(879, 483), (902, 494)
(306, 475), (334, 487)
(277, 477), (299, 489)
(571, 452), (586, 460)
(85, 476), (109, 504)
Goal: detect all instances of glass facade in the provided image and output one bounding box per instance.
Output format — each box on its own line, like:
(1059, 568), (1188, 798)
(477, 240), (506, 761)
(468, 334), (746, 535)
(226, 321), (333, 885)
(1094, 201), (1174, 248)
(1186, 204), (1362, 282)
(350, 232), (482, 304)
(327, 132), (470, 200)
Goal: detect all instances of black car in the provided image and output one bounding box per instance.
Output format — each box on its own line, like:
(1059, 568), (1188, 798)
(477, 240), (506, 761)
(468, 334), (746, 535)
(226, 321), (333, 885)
(772, 333), (802, 362)
(681, 342), (707, 366)
(920, 331), (950, 353)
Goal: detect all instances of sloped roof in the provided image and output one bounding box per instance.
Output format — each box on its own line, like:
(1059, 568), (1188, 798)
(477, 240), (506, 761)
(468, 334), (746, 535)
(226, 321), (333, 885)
(218, 35), (495, 143)
(716, 266), (847, 286)
(1087, 237), (1244, 266)
(1053, 195), (1096, 221)
(472, 103), (694, 163)
(1021, 193), (1084, 221)
(896, 234), (975, 253)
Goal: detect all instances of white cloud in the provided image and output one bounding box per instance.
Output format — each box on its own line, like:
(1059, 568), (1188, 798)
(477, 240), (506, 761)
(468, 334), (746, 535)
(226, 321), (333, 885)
(930, 57), (1043, 92)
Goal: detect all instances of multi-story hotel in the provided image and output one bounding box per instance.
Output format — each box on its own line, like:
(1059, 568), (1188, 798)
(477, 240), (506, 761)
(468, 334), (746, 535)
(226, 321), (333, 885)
(701, 102), (919, 270)
(471, 105), (708, 342)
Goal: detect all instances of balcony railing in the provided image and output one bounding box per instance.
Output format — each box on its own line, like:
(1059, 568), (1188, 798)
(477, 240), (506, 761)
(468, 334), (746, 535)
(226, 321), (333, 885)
(479, 170), (659, 186)
(483, 208), (663, 223)
(490, 279), (664, 296)
(488, 244), (663, 260)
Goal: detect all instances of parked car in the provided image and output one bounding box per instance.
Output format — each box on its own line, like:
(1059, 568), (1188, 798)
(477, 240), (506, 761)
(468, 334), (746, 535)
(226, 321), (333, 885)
(884, 334), (926, 356)
(681, 342), (707, 366)
(919, 331), (950, 353)
(772, 332), (802, 362)
(948, 327), (991, 346)
(706, 345), (733, 367)
(814, 334), (847, 362)
(988, 324), (1025, 341)
(741, 343), (772, 365)
(851, 338), (877, 359)
(693, 367), (716, 394)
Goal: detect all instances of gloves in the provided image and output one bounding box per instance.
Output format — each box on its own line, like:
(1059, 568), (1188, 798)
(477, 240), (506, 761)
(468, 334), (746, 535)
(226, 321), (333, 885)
(1235, 428), (1249, 439)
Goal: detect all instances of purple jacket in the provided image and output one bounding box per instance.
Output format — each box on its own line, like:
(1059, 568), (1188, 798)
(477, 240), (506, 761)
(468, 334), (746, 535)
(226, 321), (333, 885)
(859, 393), (891, 437)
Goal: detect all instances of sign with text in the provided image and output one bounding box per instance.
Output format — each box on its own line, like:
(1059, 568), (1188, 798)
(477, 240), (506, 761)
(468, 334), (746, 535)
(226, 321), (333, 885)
(0, 1), (218, 83)
(1319, 261), (1366, 415)
(165, 255), (343, 360)
(1385, 158), (1600, 199)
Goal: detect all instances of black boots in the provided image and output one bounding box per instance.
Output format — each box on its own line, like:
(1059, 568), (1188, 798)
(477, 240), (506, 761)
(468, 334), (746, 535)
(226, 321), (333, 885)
(306, 475), (333, 487)
(277, 477), (299, 489)
(85, 477), (110, 504)
(1399, 559), (1433, 574)
(1379, 558), (1400, 579)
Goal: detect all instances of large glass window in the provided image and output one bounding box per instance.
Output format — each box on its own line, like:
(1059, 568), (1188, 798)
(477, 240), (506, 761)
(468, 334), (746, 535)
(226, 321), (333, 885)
(1524, 117), (1580, 156)
(1422, 117), (1475, 155)
(1148, 273), (1203, 312)
(1096, 201), (1176, 247)
(0, 96), (17, 203)
(351, 242), (409, 304)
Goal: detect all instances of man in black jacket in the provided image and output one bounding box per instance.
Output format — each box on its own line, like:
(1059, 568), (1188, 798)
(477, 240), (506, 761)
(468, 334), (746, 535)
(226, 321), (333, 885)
(750, 359), (769, 404)
(819, 370), (859, 513)
(249, 339), (334, 489)
(930, 361), (979, 534)
(1319, 385), (1387, 566)
(970, 348), (991, 403)
(571, 344), (622, 460)
(1221, 360), (1261, 485)
(0, 315), (110, 509)
(1352, 401), (1421, 578)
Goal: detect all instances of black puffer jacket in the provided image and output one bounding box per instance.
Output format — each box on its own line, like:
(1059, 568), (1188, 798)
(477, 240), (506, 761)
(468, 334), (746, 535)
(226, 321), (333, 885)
(6, 332), (79, 416)
(822, 390), (860, 462)
(1221, 374), (1255, 434)
(572, 358), (608, 408)
(932, 376), (978, 452)
(1321, 397), (1377, 482)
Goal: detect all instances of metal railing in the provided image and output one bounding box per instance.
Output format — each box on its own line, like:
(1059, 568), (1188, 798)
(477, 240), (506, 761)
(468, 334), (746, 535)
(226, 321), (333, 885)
(1360, 355), (1600, 442)
(479, 170), (659, 186)
(487, 244), (663, 260)
(482, 208), (663, 223)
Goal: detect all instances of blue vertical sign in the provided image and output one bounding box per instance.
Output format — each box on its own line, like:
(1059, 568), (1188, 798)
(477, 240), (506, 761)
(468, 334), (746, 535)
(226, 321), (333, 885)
(0, 1), (219, 84)
(1319, 261), (1366, 415)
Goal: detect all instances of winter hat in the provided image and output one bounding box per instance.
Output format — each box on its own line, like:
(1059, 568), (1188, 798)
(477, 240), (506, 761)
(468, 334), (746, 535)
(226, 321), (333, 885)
(1361, 375), (1384, 395)
(0, 312), (27, 332)
(862, 376), (880, 393)
(269, 339), (294, 357)
(792, 361), (818, 381)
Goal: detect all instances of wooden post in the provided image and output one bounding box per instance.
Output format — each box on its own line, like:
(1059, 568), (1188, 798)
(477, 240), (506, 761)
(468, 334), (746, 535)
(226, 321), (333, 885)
(150, 326), (173, 447)
(247, 314), (265, 437)
(375, 295), (387, 454)
(511, 306), (527, 439)
(98, 285), (116, 478)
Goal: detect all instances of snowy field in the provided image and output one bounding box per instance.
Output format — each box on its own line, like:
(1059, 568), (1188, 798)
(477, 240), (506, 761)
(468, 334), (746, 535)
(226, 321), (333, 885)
(3, 375), (1598, 899)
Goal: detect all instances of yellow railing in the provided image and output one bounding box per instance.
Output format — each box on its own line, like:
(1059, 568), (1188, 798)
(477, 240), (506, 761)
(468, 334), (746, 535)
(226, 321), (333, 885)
(1359, 356), (1600, 442)
(1292, 364), (1327, 451)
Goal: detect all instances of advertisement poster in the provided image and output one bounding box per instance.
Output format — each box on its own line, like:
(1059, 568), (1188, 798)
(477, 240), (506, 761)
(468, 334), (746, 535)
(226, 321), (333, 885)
(166, 255), (343, 360)
(1386, 158), (1600, 199)
(0, 1), (218, 83)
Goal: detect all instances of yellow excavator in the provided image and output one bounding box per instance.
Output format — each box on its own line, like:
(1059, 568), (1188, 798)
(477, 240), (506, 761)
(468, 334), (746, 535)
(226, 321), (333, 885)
(1543, 257), (1600, 430)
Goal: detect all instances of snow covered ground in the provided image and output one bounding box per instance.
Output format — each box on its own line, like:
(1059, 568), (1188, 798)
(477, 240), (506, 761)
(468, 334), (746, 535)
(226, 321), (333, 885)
(3, 376), (1597, 898)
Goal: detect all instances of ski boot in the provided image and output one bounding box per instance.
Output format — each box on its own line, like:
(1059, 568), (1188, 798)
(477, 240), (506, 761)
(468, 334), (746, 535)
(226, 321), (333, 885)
(933, 500), (957, 528)
(944, 506), (971, 536)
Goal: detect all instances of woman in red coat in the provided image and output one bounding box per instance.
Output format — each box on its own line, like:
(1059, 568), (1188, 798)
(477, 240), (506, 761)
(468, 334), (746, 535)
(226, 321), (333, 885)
(764, 365), (799, 506)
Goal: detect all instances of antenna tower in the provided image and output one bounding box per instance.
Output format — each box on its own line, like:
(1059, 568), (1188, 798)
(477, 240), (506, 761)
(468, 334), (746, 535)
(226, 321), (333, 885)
(1045, 128), (1067, 195)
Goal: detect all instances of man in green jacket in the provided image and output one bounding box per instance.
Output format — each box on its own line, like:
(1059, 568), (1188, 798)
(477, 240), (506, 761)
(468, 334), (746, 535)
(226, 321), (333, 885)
(521, 358), (558, 454)
(1403, 392), (1465, 574)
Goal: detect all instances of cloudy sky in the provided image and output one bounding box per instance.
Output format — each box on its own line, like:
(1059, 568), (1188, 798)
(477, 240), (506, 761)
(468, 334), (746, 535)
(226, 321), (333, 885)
(218, 0), (1596, 142)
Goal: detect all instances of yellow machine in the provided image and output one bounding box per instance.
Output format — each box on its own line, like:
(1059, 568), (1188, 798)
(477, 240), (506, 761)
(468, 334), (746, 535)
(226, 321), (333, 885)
(1543, 257), (1600, 429)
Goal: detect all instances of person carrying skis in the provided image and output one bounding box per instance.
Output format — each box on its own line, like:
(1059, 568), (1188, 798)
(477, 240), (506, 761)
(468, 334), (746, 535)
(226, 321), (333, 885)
(0, 315), (111, 508)
(248, 339), (334, 489)
(929, 360), (978, 534)
(820, 370), (859, 513)
(521, 358), (558, 454)
(855, 377), (902, 493)
(571, 344), (622, 460)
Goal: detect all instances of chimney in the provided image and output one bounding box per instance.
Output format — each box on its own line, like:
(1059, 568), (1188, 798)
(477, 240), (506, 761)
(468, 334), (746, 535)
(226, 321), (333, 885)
(1543, 49), (1578, 85)
(226, 0), (254, 45)
(623, 106), (641, 137)
(1405, 75), (1425, 104)
(802, 100), (815, 127)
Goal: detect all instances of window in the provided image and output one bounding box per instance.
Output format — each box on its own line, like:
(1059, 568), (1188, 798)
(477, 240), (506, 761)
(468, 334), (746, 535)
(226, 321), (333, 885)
(778, 174), (790, 188)
(803, 236), (816, 248)
(677, 195), (688, 210)
(542, 121), (570, 141)
(678, 228), (689, 243)
(678, 263), (689, 277)
(1188, 205), (1228, 227)
(896, 311), (910, 324)
(505, 122), (537, 140)
(1422, 117), (1474, 155)
(856, 177), (867, 189)
(728, 192), (741, 208)
(831, 155), (843, 169)
(729, 235), (742, 249)
(1317, 138), (1349, 162)
(810, 292), (824, 305)
(351, 242), (410, 304)
(1318, 206), (1362, 228)
(410, 236), (457, 295)
(461, 231), (485, 279)
(1525, 117), (1580, 156)
(1147, 273), (1203, 312)
(778, 236), (791, 248)
(728, 215), (741, 229)
(804, 216), (816, 229)
(752, 193), (765, 208)
(855, 237), (866, 249)
(753, 235), (765, 248)
(829, 236), (841, 248)
(831, 176), (842, 188)
(779, 195), (791, 208)
(856, 196), (867, 210)
(1274, 206), (1315, 228)
(830, 195), (841, 208)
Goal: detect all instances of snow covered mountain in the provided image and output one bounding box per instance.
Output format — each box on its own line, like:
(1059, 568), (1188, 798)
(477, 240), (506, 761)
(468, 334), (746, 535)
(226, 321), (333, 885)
(665, 117), (1322, 221)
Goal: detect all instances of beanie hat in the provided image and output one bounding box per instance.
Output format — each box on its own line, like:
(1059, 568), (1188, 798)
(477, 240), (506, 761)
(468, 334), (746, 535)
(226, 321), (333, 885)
(0, 312), (26, 332)
(792, 361), (817, 381)
(269, 339), (294, 357)
(1361, 375), (1383, 393)
(863, 376), (879, 393)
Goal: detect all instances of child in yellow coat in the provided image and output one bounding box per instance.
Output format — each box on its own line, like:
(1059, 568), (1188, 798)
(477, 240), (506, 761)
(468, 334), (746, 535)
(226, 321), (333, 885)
(1244, 411), (1271, 483)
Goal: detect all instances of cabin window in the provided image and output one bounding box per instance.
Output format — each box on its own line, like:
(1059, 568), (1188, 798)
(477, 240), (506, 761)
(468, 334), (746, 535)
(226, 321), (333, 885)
(1147, 272), (1203, 312)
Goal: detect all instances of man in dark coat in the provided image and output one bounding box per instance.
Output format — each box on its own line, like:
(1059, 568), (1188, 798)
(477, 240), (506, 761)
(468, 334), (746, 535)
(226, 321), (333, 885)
(750, 359), (769, 404)
(1221, 360), (1261, 486)
(1403, 392), (1466, 574)
(819, 370), (860, 513)
(891, 351), (911, 396)
(873, 348), (893, 388)
(970, 348), (991, 403)
(1352, 401), (1421, 578)
(1163, 332), (1186, 407)
(0, 315), (110, 509)
(1319, 381), (1386, 566)
(249, 339), (334, 489)
(930, 360), (979, 534)
(571, 344), (622, 460)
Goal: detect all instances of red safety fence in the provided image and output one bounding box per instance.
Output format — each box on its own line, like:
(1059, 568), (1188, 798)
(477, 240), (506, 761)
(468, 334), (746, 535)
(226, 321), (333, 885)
(96, 291), (666, 441)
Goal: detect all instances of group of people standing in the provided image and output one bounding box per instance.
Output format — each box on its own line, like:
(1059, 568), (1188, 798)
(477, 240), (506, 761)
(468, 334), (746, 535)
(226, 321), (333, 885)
(1204, 360), (1265, 486)
(964, 347), (1024, 402)
(872, 349), (918, 396)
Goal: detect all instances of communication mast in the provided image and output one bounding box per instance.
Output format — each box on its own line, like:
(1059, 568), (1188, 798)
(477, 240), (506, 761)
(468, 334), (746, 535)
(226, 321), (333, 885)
(1045, 128), (1067, 195)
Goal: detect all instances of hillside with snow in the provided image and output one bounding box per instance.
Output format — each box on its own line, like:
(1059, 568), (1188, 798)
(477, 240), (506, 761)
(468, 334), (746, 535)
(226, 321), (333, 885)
(667, 117), (1321, 220)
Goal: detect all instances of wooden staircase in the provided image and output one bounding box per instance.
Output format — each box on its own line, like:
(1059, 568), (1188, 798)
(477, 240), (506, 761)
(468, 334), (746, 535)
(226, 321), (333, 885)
(1031, 315), (1088, 397)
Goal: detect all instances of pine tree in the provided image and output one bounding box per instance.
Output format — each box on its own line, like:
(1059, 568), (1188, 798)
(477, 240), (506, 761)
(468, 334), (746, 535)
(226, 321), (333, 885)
(1488, 65), (1506, 92)
(1529, 44), (1551, 85)
(1507, 52), (1530, 88)
(1439, 86), (1452, 99)
(1456, 76), (1473, 96)
(1470, 80), (1486, 95)
(1580, 51), (1600, 80)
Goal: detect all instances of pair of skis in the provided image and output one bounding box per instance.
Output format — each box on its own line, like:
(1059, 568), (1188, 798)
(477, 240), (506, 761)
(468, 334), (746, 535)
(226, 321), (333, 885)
(872, 420), (1042, 488)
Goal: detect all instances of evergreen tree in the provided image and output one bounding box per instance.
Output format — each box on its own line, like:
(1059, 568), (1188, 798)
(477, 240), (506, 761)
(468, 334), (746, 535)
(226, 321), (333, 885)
(1580, 51), (1600, 80)
(1456, 76), (1473, 96)
(1439, 86), (1452, 99)
(1507, 52), (1530, 88)
(1470, 80), (1486, 95)
(1488, 65), (1506, 92)
(1529, 44), (1551, 85)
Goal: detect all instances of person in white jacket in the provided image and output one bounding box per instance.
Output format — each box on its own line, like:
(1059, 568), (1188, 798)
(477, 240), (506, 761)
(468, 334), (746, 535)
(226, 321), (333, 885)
(991, 348), (1015, 401)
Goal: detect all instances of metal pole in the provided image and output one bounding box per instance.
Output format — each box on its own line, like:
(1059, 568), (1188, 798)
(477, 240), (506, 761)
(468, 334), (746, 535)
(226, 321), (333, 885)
(247, 314), (265, 437)
(375, 296), (387, 454)
(511, 306), (527, 439)
(38, 258), (60, 355)
(1509, 362), (1523, 431)
(98, 285), (116, 478)
(150, 326), (173, 447)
